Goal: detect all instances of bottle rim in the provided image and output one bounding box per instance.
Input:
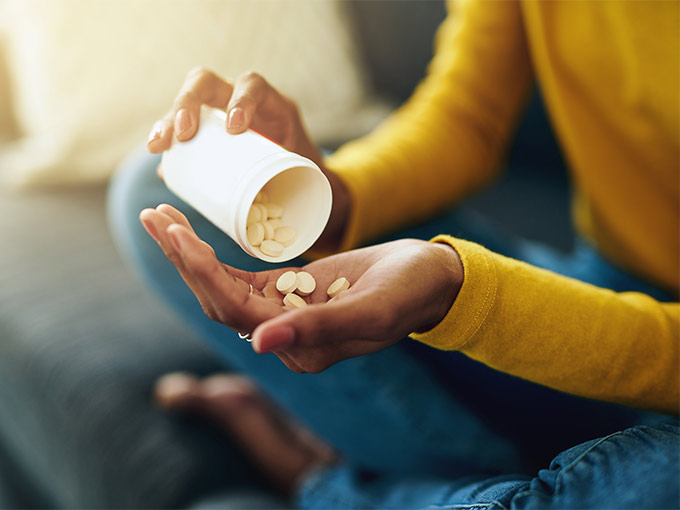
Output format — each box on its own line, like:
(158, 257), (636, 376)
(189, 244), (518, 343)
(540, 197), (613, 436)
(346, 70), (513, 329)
(234, 151), (332, 262)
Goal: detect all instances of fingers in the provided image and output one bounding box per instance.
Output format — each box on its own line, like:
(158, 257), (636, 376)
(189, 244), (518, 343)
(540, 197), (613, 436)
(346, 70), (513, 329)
(283, 338), (397, 374)
(155, 203), (193, 231)
(139, 203), (287, 334)
(252, 290), (398, 355)
(166, 224), (282, 331)
(226, 71), (270, 134)
(145, 207), (283, 330)
(226, 71), (298, 136)
(139, 207), (220, 319)
(153, 203), (220, 256)
(147, 67), (234, 153)
(147, 117), (175, 154)
(148, 68), (301, 164)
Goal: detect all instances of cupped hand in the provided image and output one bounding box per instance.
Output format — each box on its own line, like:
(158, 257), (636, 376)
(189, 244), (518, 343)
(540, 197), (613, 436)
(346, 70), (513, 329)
(140, 204), (463, 373)
(147, 67), (350, 251)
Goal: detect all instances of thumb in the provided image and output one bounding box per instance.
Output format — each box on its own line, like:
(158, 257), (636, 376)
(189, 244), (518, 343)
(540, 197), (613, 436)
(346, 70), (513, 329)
(251, 293), (391, 354)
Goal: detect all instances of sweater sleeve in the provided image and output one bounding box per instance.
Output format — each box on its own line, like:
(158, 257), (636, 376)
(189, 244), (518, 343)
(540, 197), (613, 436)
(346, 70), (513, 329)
(325, 0), (533, 251)
(411, 236), (680, 416)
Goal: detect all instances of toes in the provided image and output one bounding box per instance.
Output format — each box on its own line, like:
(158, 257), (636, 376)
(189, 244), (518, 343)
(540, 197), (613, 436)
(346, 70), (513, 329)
(154, 372), (201, 409)
(155, 373), (261, 419)
(155, 373), (264, 429)
(156, 373), (336, 497)
(195, 375), (266, 427)
(201, 374), (260, 402)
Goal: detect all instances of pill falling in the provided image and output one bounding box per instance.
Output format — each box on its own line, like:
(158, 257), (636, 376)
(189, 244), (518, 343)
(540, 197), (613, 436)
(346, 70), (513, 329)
(283, 293), (307, 308)
(295, 271), (316, 296)
(276, 271), (298, 294)
(327, 277), (350, 298)
(260, 240), (285, 257)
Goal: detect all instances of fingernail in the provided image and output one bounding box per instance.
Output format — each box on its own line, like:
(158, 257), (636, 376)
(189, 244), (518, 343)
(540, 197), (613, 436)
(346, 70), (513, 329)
(167, 226), (187, 253)
(139, 215), (159, 242)
(147, 123), (163, 144)
(227, 107), (244, 130)
(256, 324), (295, 353)
(175, 108), (193, 137)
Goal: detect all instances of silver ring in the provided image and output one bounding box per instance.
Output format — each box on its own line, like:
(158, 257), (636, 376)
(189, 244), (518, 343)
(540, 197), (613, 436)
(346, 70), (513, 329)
(238, 284), (255, 341)
(238, 331), (252, 342)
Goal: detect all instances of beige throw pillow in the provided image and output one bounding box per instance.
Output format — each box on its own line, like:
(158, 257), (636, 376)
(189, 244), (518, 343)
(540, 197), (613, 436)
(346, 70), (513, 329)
(0, 29), (16, 142)
(0, 0), (389, 189)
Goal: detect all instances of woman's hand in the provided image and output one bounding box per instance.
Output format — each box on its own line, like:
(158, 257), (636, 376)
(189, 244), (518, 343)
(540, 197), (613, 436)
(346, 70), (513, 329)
(140, 204), (464, 374)
(146, 67), (350, 251)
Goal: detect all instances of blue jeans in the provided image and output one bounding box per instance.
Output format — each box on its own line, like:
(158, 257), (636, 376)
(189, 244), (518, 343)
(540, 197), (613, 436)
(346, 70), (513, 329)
(299, 423), (679, 509)
(108, 149), (678, 509)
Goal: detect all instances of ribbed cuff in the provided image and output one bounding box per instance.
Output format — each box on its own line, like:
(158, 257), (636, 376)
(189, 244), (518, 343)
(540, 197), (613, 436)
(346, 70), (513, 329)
(410, 235), (498, 350)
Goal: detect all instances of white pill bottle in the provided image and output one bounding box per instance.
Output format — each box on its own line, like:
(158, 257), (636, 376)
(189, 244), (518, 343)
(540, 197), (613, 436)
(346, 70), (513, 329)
(161, 106), (333, 263)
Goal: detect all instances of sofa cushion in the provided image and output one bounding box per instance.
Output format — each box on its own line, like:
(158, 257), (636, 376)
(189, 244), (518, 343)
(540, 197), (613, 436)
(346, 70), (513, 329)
(0, 185), (273, 508)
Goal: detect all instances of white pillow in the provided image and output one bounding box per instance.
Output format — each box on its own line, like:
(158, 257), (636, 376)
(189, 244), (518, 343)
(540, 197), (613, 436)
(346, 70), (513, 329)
(0, 0), (390, 189)
(0, 26), (16, 142)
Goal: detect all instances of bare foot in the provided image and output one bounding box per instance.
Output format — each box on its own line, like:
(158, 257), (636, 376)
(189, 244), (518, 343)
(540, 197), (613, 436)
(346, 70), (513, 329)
(155, 373), (338, 497)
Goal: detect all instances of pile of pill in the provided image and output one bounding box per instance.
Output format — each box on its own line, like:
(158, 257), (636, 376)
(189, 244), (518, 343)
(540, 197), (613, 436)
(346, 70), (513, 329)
(276, 271), (351, 308)
(246, 190), (297, 257)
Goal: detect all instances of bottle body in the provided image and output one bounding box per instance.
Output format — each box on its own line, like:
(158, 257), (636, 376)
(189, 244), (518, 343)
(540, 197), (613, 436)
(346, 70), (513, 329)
(162, 107), (332, 262)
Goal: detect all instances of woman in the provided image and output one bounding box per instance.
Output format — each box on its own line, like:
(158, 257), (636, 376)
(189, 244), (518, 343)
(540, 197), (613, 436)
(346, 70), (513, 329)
(111, 0), (679, 507)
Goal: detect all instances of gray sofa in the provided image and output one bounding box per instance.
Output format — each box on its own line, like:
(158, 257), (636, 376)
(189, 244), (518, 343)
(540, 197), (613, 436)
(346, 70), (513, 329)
(0, 2), (571, 508)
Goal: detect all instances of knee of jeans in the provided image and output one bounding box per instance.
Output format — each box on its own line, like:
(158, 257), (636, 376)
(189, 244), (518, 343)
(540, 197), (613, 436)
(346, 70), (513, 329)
(509, 424), (680, 510)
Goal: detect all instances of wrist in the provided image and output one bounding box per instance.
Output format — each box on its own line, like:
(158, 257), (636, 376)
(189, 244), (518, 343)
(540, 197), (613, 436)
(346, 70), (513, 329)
(313, 167), (351, 252)
(418, 241), (464, 333)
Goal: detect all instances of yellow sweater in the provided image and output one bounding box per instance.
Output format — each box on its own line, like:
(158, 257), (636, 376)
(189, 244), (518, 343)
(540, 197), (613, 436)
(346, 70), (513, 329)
(325, 0), (679, 415)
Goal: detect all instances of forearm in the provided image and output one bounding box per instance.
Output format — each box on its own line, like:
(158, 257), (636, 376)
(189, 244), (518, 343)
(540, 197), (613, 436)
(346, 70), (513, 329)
(325, 0), (533, 250)
(412, 236), (680, 415)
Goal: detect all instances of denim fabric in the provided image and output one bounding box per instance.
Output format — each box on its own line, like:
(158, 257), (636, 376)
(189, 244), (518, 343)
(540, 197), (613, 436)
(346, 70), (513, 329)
(298, 423), (679, 509)
(108, 149), (678, 509)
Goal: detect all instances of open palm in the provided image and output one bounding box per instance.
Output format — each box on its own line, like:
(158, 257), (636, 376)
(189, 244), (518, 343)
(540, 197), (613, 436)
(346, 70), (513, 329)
(140, 204), (463, 373)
